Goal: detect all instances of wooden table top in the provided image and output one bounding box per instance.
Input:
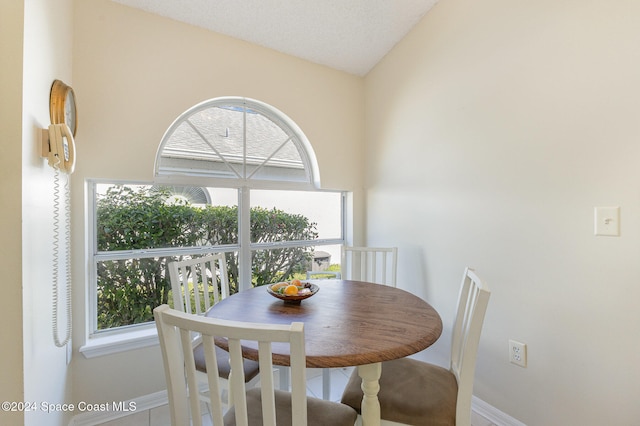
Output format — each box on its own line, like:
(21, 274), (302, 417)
(205, 280), (443, 368)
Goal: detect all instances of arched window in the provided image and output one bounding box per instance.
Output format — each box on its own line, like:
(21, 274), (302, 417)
(154, 97), (320, 189)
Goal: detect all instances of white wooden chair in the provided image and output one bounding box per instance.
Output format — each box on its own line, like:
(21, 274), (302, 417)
(341, 246), (398, 287)
(316, 246), (398, 400)
(169, 253), (231, 315)
(154, 304), (358, 426)
(167, 253), (262, 408)
(340, 267), (491, 426)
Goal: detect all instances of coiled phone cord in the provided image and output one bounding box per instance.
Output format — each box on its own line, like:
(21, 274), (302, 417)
(52, 167), (72, 347)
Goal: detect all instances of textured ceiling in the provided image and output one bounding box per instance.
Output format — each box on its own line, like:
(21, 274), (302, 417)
(111, 0), (439, 76)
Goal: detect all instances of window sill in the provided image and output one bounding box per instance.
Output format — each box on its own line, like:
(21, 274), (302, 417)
(79, 325), (159, 359)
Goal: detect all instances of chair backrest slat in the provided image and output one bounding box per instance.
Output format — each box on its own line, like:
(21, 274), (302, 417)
(154, 305), (307, 426)
(179, 328), (203, 426)
(289, 322), (307, 424)
(258, 340), (277, 426)
(341, 246), (398, 286)
(229, 337), (249, 425)
(449, 267), (491, 425)
(201, 335), (225, 425)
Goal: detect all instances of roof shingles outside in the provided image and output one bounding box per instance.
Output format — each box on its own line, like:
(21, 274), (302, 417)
(163, 105), (303, 167)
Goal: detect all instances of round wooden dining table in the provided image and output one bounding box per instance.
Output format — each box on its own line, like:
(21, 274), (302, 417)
(205, 279), (443, 426)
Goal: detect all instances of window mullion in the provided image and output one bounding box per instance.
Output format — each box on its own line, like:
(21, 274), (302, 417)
(93, 245), (240, 262)
(250, 238), (344, 250)
(242, 105), (247, 179)
(238, 186), (252, 291)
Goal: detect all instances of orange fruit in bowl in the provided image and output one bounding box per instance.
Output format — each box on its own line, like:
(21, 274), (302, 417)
(283, 284), (299, 295)
(290, 279), (302, 287)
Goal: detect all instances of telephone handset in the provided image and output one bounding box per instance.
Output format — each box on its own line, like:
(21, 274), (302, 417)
(47, 123), (76, 174)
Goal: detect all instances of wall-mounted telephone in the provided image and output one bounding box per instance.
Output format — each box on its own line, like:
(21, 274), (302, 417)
(42, 123), (75, 348)
(45, 123), (76, 174)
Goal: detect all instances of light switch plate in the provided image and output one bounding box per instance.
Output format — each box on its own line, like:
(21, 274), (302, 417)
(594, 206), (620, 236)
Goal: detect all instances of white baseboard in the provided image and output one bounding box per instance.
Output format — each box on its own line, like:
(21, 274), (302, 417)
(68, 390), (168, 426)
(472, 396), (527, 426)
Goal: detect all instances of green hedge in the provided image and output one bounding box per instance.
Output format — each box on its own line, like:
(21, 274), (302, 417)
(96, 186), (317, 329)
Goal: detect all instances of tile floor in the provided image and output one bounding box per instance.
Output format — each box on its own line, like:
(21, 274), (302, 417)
(96, 367), (493, 426)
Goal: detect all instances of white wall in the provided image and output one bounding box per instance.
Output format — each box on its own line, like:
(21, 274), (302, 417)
(0, 0), (25, 424)
(71, 0), (364, 404)
(22, 0), (76, 424)
(365, 0), (640, 424)
(0, 0), (74, 425)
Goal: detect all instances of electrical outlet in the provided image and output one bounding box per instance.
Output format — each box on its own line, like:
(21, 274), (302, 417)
(509, 339), (527, 367)
(594, 206), (620, 236)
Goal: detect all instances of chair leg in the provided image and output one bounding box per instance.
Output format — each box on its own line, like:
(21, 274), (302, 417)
(322, 368), (332, 400)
